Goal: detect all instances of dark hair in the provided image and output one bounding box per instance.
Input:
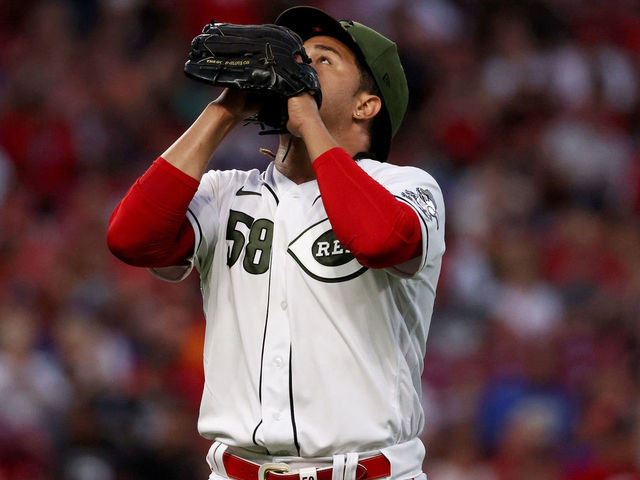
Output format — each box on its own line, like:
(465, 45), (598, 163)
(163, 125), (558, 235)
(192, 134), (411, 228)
(354, 59), (390, 160)
(357, 60), (380, 98)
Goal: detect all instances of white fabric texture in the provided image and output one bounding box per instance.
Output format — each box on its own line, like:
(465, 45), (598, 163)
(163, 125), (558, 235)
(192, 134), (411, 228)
(298, 467), (317, 480)
(344, 453), (359, 480)
(206, 441), (229, 477)
(331, 454), (345, 480)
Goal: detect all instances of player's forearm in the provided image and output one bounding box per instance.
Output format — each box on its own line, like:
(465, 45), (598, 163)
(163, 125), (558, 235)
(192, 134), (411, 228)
(162, 102), (239, 180)
(298, 116), (339, 161)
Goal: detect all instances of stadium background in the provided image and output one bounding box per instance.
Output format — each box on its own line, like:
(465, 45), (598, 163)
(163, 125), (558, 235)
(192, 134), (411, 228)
(1, 0), (639, 479)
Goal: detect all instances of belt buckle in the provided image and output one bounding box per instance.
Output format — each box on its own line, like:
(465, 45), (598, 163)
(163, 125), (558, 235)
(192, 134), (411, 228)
(258, 463), (290, 480)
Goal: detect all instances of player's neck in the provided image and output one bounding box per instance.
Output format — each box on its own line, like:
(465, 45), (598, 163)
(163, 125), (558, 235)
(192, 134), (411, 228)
(274, 126), (367, 184)
(274, 136), (316, 185)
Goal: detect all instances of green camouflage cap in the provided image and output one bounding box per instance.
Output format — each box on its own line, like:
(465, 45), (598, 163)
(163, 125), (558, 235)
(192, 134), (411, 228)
(276, 6), (409, 161)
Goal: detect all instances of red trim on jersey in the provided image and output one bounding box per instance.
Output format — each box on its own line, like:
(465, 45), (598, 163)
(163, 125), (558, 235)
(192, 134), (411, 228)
(312, 147), (422, 269)
(107, 157), (198, 267)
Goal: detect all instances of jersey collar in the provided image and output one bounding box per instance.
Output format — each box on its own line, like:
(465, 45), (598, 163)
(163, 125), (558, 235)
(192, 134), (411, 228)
(263, 162), (319, 201)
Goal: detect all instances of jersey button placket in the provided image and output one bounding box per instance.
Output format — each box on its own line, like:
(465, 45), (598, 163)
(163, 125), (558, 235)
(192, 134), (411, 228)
(259, 193), (295, 454)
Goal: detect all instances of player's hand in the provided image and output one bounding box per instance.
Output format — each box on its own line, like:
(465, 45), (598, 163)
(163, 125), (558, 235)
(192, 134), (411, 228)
(286, 93), (323, 138)
(211, 88), (262, 123)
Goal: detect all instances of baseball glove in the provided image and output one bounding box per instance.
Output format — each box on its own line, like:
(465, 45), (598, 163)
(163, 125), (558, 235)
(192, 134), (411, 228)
(184, 21), (322, 134)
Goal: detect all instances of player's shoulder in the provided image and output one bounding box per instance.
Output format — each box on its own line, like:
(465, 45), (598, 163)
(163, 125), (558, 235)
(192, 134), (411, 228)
(200, 167), (264, 195)
(202, 167), (263, 184)
(356, 158), (442, 191)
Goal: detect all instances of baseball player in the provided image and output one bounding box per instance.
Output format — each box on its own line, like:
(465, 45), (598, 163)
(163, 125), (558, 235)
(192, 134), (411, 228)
(107, 6), (445, 480)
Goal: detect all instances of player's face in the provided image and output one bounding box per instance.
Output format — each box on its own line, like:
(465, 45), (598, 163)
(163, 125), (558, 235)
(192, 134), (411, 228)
(303, 35), (362, 131)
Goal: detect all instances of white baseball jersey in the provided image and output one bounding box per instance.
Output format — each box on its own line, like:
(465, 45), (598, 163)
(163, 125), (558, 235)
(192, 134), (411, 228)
(152, 157), (445, 460)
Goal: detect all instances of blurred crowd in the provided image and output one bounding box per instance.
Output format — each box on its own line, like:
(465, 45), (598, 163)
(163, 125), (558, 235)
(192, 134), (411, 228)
(0, 0), (639, 479)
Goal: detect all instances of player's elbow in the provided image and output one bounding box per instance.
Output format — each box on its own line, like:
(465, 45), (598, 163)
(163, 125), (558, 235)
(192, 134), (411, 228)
(106, 211), (163, 267)
(107, 225), (146, 266)
(350, 236), (418, 269)
(347, 235), (391, 268)
(107, 214), (194, 268)
(347, 208), (422, 269)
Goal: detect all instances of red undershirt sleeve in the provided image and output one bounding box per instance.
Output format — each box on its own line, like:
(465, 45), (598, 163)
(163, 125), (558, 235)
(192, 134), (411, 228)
(312, 147), (422, 269)
(107, 157), (199, 267)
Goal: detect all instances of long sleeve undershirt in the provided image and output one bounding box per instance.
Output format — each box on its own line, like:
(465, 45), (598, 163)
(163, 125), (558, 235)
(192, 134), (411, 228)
(107, 149), (422, 269)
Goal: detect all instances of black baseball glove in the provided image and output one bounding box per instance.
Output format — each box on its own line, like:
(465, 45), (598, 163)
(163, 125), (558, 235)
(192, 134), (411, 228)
(184, 21), (322, 134)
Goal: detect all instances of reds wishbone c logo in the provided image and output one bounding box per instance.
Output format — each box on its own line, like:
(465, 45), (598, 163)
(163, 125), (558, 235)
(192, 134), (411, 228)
(287, 218), (367, 282)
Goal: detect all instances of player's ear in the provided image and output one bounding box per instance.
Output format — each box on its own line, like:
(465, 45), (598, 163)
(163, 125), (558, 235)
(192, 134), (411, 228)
(353, 93), (381, 121)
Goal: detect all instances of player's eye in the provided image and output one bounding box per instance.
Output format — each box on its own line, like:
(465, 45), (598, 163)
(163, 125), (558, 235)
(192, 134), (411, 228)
(319, 56), (330, 65)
